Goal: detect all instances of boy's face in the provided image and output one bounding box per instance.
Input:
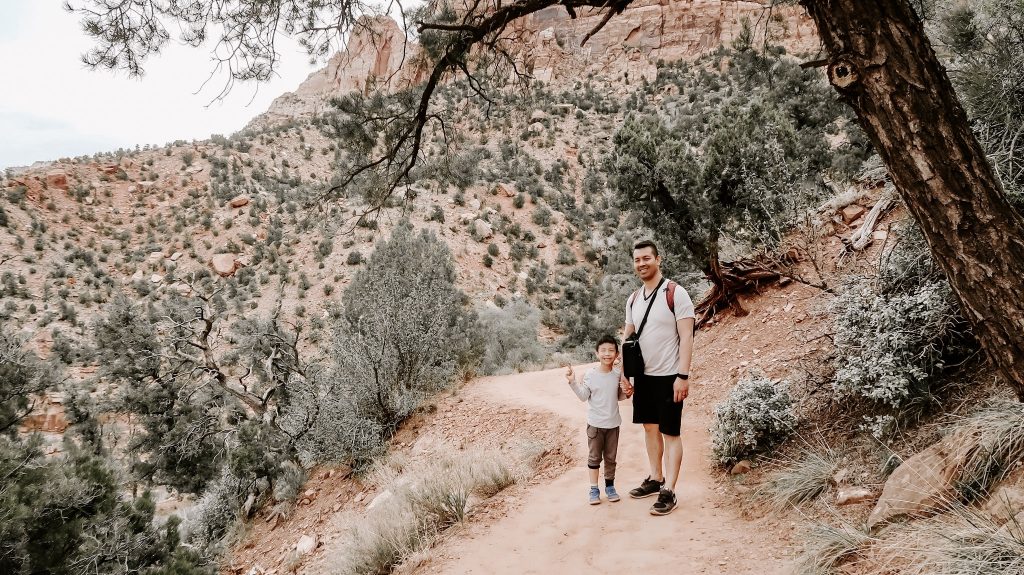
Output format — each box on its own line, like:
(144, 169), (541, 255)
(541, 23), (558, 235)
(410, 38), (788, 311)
(596, 343), (618, 365)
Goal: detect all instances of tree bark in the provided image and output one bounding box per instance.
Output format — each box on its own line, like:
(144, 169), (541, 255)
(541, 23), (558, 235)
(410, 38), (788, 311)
(800, 0), (1024, 398)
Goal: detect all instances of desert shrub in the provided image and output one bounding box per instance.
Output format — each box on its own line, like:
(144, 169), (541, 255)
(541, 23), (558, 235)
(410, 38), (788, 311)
(346, 250), (362, 265)
(474, 301), (546, 374)
(185, 471), (245, 549)
(830, 223), (971, 436)
(531, 204), (552, 227)
(332, 222), (474, 437)
(711, 373), (795, 465)
(832, 281), (956, 408)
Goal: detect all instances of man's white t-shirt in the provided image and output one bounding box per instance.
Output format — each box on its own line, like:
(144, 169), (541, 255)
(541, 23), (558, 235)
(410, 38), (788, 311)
(624, 280), (696, 376)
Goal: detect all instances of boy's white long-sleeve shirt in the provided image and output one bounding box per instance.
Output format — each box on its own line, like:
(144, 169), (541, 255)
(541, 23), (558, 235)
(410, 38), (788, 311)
(569, 367), (626, 429)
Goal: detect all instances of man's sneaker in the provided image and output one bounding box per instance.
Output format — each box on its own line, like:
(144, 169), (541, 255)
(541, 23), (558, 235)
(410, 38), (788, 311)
(629, 476), (664, 499)
(650, 488), (678, 516)
(589, 486), (601, 505)
(606, 485), (621, 502)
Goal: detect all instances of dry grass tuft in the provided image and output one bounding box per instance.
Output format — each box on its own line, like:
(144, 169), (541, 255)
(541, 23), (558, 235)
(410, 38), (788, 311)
(756, 442), (842, 511)
(794, 520), (873, 575)
(336, 447), (534, 575)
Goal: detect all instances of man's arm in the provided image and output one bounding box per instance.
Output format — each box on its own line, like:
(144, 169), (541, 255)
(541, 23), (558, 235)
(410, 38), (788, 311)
(621, 322), (636, 395)
(674, 317), (695, 402)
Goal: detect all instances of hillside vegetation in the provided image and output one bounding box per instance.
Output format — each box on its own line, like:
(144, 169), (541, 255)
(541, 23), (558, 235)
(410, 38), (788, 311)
(2, 1), (1024, 574)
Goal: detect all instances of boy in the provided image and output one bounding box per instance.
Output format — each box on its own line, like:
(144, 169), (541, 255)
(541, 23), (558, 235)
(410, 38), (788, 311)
(565, 335), (630, 505)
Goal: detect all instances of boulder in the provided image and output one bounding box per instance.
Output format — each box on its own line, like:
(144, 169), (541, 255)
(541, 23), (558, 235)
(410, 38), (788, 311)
(529, 121), (545, 134)
(730, 460), (752, 475)
(459, 213), (476, 224)
(836, 487), (874, 506)
(530, 109), (549, 121)
(473, 219), (493, 240)
(494, 182), (516, 197)
(996, 510), (1024, 540)
(295, 534), (318, 555)
(150, 274), (164, 284)
(468, 198), (482, 211)
(45, 170), (69, 190)
(367, 489), (392, 510)
(210, 253), (240, 277)
(983, 486), (1024, 525)
(229, 195), (250, 208)
(841, 204), (866, 224)
(867, 426), (982, 530)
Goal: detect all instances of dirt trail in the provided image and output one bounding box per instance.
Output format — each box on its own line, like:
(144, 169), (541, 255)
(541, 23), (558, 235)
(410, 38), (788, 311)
(414, 364), (796, 575)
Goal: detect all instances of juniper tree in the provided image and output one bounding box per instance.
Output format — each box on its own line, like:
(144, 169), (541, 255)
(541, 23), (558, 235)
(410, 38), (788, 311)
(0, 321), (209, 575)
(609, 50), (853, 319)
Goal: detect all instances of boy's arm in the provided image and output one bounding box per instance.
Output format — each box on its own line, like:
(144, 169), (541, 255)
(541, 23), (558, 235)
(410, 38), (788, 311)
(566, 367), (590, 402)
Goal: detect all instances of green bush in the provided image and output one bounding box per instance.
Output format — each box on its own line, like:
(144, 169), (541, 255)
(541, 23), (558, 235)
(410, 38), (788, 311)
(474, 301), (546, 374)
(711, 373), (795, 465)
(830, 224), (971, 437)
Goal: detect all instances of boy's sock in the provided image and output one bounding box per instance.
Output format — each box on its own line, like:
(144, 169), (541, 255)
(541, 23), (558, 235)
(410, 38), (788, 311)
(591, 483), (599, 489)
(605, 478), (614, 487)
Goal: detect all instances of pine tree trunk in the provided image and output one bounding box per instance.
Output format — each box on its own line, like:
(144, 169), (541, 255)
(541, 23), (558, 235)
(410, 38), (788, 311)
(800, 0), (1024, 398)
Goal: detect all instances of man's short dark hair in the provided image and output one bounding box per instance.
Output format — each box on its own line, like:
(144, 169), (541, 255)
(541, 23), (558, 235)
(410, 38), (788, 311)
(633, 240), (659, 257)
(595, 334), (619, 351)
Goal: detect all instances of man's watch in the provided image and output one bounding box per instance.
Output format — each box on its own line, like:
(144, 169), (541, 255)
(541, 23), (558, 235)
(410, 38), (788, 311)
(676, 373), (689, 380)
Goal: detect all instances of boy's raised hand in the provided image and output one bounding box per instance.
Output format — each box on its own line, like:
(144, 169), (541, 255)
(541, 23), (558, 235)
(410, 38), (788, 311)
(564, 364), (574, 383)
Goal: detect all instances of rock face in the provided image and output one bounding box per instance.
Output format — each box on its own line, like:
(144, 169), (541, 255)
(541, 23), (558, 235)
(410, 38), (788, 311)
(253, 15), (424, 127)
(45, 170), (69, 190)
(19, 393), (68, 433)
(867, 426), (982, 530)
(253, 1), (815, 127)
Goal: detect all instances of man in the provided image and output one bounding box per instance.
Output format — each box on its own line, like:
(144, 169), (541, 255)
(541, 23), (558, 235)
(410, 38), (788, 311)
(621, 240), (695, 516)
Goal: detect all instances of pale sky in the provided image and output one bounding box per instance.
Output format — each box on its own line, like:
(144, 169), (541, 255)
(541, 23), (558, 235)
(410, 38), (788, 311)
(0, 0), (323, 170)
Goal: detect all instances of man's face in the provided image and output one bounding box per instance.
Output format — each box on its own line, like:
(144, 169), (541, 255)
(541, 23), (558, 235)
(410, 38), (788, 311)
(596, 343), (618, 365)
(633, 247), (660, 281)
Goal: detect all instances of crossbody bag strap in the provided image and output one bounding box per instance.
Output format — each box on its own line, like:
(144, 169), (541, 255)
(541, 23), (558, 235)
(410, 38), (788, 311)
(634, 278), (665, 338)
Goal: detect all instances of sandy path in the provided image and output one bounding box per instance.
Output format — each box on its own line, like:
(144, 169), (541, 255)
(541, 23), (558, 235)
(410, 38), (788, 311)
(417, 365), (793, 575)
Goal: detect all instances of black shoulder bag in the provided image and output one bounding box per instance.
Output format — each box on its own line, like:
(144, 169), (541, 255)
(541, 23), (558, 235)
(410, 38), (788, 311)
(622, 278), (664, 379)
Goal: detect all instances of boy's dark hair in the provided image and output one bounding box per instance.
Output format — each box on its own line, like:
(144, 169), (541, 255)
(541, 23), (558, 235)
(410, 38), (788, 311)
(633, 240), (659, 257)
(595, 334), (620, 352)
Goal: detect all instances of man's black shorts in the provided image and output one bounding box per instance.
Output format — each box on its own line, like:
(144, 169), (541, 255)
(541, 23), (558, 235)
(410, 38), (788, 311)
(632, 373), (684, 436)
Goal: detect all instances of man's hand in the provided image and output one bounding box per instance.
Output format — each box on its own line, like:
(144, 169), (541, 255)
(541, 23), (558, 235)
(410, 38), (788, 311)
(564, 364), (575, 384)
(673, 377), (689, 403)
(620, 376), (634, 397)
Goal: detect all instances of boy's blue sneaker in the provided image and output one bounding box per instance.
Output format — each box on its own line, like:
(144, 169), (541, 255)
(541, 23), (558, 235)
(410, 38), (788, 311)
(606, 485), (621, 502)
(589, 486), (601, 505)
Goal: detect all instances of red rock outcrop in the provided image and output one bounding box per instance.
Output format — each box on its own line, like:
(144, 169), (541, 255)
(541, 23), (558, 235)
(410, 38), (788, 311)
(252, 1), (816, 127)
